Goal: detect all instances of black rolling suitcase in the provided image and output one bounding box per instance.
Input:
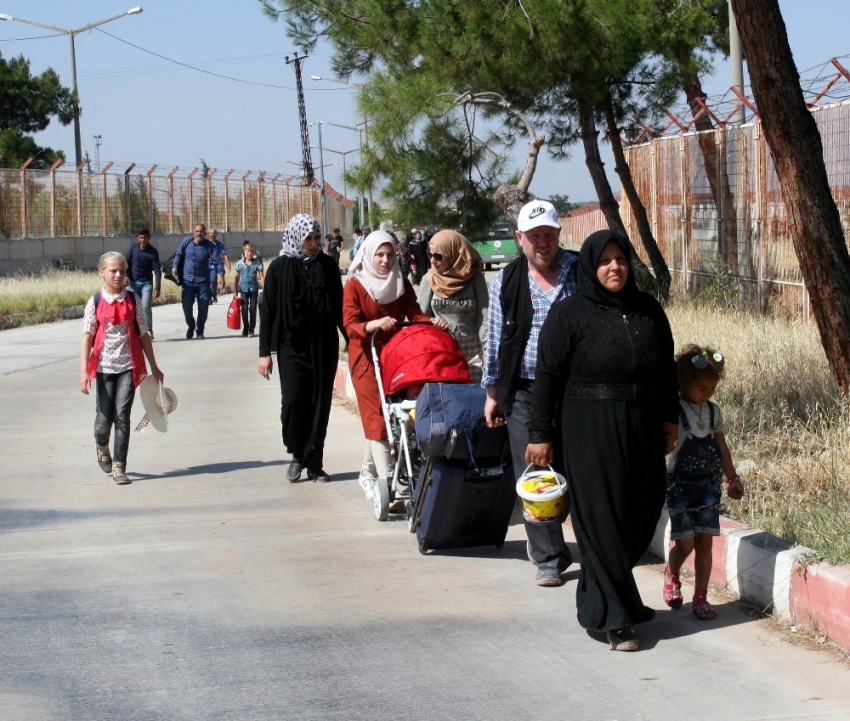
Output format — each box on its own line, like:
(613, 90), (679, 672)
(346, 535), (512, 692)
(411, 454), (515, 554)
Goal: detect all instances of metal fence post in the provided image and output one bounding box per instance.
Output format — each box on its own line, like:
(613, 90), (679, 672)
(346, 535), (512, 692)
(679, 136), (689, 299)
(76, 161), (86, 236)
(257, 171), (266, 231)
(19, 157), (33, 238)
(271, 173), (281, 230)
(124, 164), (135, 236)
(101, 161), (113, 236)
(754, 123), (765, 315)
(223, 170), (234, 231)
(187, 168), (198, 230)
(145, 165), (158, 234)
(167, 167), (179, 235)
(207, 168), (217, 229)
(49, 158), (64, 237)
(241, 171), (251, 231)
(715, 128), (724, 260)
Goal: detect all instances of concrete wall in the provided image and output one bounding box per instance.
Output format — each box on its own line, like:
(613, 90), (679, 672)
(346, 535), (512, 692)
(0, 231), (283, 276)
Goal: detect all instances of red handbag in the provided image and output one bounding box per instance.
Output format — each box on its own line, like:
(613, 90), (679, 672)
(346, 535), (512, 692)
(227, 295), (242, 330)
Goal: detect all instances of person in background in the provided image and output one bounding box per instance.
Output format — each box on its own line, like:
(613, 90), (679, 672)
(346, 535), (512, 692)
(208, 228), (231, 304)
(418, 230), (488, 382)
(395, 230), (411, 281)
(482, 200), (578, 588)
(241, 239), (262, 263)
(126, 229), (161, 341)
(408, 229), (428, 284)
(327, 227), (345, 266)
(234, 243), (264, 338)
(172, 223), (224, 340)
(350, 228), (365, 261)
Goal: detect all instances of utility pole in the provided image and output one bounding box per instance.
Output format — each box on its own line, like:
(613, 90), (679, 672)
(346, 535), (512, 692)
(285, 53), (314, 183)
(93, 135), (102, 173)
(309, 122), (329, 236)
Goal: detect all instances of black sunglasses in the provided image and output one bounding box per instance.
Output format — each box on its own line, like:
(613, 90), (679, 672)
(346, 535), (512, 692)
(428, 252), (444, 261)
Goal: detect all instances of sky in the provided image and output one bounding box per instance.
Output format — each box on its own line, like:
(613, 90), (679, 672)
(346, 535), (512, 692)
(2, 0), (849, 206)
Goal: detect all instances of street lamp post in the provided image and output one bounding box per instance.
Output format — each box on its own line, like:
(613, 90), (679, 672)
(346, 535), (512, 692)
(309, 121), (329, 237)
(0, 7), (143, 167)
(309, 76), (373, 229)
(310, 145), (357, 198)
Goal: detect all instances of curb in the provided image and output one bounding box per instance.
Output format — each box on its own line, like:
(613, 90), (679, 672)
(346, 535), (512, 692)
(650, 509), (850, 650)
(333, 360), (357, 401)
(331, 359), (850, 652)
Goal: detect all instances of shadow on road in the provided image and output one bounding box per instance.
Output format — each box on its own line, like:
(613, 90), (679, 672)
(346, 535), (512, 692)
(127, 459), (288, 481)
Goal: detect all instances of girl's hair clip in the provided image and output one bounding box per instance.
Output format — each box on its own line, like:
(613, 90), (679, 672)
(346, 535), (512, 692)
(691, 350), (725, 369)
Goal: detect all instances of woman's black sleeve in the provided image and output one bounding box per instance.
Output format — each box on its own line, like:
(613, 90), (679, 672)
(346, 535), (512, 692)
(259, 260), (278, 357)
(653, 300), (680, 424)
(528, 304), (574, 444)
(329, 260), (349, 344)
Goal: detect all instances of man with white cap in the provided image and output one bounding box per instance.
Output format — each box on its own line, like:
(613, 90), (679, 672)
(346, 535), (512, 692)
(482, 199), (578, 586)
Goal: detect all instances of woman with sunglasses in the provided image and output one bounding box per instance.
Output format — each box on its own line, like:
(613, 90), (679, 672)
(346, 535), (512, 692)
(417, 230), (489, 383)
(343, 231), (447, 500)
(525, 229), (680, 652)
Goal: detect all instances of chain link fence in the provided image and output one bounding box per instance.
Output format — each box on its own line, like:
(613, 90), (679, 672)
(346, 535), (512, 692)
(622, 99), (850, 318)
(0, 164), (355, 241)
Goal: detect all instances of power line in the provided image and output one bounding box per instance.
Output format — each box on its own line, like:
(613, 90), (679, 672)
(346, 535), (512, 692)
(0, 33), (64, 41)
(93, 27), (345, 91)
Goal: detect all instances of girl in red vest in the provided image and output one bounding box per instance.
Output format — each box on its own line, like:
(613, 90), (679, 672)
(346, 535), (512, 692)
(79, 252), (165, 485)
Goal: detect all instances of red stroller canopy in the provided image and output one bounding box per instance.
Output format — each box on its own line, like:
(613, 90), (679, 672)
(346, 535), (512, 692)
(380, 324), (471, 394)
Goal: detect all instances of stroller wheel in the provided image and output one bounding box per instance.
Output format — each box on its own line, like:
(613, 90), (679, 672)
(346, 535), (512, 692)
(406, 506), (417, 533)
(373, 478), (390, 521)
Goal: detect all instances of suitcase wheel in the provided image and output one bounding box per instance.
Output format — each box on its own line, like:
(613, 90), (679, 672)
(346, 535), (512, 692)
(418, 537), (430, 555)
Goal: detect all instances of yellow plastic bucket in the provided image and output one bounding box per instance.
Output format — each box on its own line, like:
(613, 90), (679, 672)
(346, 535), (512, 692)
(516, 465), (568, 524)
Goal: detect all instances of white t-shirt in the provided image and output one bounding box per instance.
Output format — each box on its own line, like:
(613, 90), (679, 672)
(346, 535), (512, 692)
(666, 399), (724, 472)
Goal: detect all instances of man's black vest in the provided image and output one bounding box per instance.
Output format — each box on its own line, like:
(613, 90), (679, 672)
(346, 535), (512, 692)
(496, 255), (534, 416)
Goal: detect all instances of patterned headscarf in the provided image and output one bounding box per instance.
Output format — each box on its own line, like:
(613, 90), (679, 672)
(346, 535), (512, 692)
(280, 214), (321, 262)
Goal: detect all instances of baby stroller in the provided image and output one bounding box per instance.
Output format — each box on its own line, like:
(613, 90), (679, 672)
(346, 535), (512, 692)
(370, 322), (471, 521)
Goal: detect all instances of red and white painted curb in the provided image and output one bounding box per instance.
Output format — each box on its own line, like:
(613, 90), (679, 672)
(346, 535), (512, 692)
(330, 361), (850, 651)
(650, 510), (850, 649)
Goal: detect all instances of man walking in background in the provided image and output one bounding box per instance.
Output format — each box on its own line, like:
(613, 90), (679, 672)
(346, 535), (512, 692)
(173, 224), (224, 340)
(126, 229), (161, 340)
(327, 227), (345, 266)
(208, 228), (231, 303)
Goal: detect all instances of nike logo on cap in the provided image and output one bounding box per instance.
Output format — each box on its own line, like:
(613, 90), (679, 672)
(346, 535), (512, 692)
(529, 206), (546, 218)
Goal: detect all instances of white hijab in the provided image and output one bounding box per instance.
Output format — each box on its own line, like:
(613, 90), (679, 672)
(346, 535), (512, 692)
(349, 231), (406, 305)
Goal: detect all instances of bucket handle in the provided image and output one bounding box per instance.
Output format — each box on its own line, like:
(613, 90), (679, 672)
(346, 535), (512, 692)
(520, 463), (567, 493)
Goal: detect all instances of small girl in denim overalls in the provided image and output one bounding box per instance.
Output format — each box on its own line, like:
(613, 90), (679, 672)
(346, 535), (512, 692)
(664, 345), (745, 620)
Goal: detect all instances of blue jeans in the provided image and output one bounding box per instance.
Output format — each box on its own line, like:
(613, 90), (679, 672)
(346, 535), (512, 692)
(128, 280), (153, 333)
(181, 281), (210, 335)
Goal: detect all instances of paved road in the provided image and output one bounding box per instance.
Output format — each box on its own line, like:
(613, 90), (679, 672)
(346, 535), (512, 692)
(1, 301), (848, 721)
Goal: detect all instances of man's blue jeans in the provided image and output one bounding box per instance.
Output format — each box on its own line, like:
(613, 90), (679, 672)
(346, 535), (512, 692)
(181, 281), (210, 336)
(128, 280), (153, 332)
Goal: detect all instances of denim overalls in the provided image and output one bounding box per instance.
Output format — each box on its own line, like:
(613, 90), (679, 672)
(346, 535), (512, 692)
(666, 400), (724, 539)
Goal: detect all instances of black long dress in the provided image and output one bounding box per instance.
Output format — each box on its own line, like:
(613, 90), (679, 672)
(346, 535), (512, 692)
(259, 252), (347, 473)
(529, 233), (679, 634)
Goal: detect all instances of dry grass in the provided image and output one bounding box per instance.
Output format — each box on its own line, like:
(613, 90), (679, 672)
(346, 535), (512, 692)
(0, 269), (104, 316)
(666, 304), (850, 565)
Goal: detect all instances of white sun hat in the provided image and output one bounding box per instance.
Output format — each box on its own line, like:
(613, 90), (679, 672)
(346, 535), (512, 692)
(135, 376), (178, 433)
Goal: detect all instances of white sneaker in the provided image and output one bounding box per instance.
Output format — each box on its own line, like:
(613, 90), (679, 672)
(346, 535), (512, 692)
(359, 476), (376, 499)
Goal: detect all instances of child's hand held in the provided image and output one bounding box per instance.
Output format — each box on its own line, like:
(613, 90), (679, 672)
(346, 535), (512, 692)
(727, 477), (745, 500)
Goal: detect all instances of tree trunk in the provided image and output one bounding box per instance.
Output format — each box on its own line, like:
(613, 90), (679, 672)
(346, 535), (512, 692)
(682, 70), (739, 273)
(602, 91), (671, 300)
(733, 0), (850, 392)
(577, 99), (658, 294)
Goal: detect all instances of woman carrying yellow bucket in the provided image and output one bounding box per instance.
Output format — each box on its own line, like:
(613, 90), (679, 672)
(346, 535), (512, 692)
(516, 465), (568, 525)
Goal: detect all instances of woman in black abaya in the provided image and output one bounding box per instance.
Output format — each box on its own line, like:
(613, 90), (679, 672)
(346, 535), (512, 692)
(526, 230), (679, 651)
(258, 214), (347, 483)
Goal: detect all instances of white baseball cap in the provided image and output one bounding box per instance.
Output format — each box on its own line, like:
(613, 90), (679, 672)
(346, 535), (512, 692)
(517, 200), (561, 232)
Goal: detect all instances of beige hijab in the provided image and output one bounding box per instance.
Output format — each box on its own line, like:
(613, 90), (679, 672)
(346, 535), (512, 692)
(426, 230), (482, 298)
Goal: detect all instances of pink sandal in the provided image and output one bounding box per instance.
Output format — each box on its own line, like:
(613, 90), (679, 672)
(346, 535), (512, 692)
(692, 590), (717, 620)
(663, 566), (683, 609)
